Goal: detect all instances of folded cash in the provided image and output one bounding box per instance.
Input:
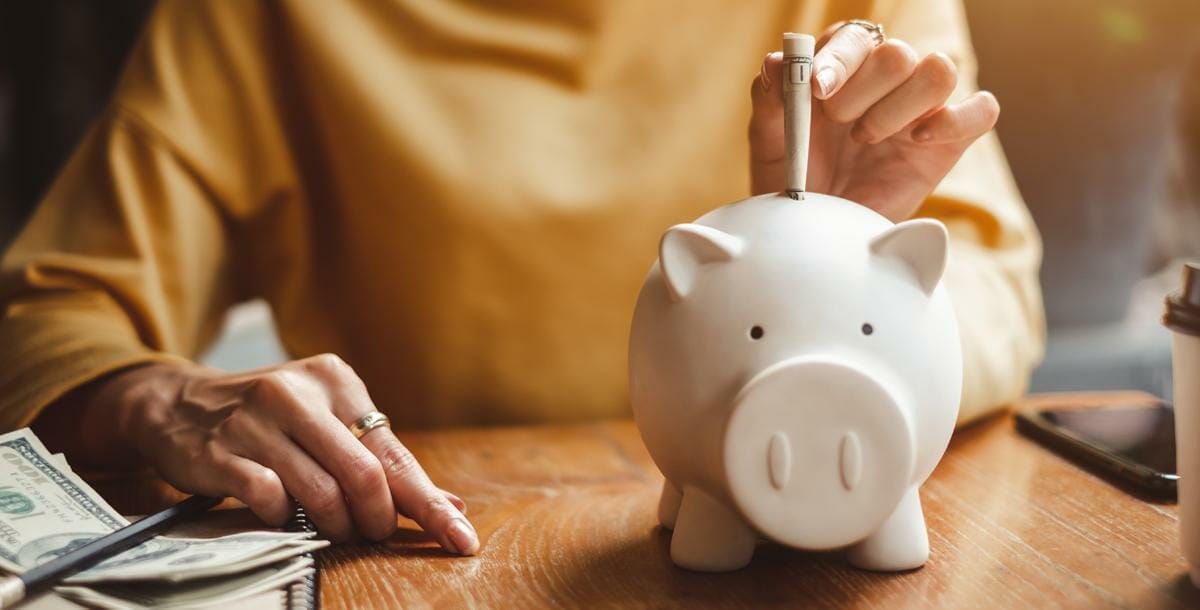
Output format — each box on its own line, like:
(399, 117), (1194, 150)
(65, 533), (327, 584)
(0, 428), (324, 608)
(56, 557), (314, 610)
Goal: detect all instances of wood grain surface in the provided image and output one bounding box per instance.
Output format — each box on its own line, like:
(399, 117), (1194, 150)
(95, 392), (1198, 609)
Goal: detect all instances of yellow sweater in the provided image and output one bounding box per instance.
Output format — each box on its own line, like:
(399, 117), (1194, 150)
(0, 0), (1043, 430)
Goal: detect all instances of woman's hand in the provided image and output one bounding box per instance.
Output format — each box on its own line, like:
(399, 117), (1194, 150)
(47, 355), (479, 553)
(750, 22), (1000, 221)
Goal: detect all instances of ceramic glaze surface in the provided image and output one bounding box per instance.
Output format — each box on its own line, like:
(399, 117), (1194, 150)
(628, 192), (962, 572)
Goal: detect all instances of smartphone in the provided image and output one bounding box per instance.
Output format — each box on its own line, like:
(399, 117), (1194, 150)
(1015, 401), (1178, 499)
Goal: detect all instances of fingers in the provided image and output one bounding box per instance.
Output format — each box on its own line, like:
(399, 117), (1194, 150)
(218, 455), (292, 526)
(813, 22), (878, 99)
(822, 40), (917, 125)
(152, 353), (476, 552)
(399, 489), (468, 519)
(442, 489), (467, 514)
(305, 353), (480, 555)
(280, 354), (397, 541)
(749, 31), (980, 196)
(749, 52), (786, 194)
(851, 52), (958, 144)
(286, 407), (397, 542)
(155, 447), (292, 527)
(911, 91), (1000, 144)
(363, 428), (481, 555)
(142, 353), (475, 547)
(749, 51), (785, 157)
(260, 433), (358, 542)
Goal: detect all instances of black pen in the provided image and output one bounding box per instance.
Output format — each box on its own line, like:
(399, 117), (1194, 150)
(0, 495), (224, 608)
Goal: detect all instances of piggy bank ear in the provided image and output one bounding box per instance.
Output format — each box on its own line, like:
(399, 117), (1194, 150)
(659, 224), (743, 301)
(869, 219), (948, 295)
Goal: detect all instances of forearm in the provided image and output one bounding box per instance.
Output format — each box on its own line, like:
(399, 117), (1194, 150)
(946, 240), (1046, 424)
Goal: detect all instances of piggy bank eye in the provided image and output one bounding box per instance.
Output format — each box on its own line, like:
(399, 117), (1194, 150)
(861, 323), (874, 336)
(749, 325), (765, 340)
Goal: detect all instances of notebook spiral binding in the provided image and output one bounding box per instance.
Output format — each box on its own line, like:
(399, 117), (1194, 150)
(285, 501), (321, 610)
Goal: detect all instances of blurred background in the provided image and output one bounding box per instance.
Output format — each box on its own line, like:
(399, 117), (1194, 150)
(1, 1), (1199, 396)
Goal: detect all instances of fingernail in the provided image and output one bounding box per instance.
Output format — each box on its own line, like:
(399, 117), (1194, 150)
(816, 68), (837, 97)
(760, 61), (772, 93)
(448, 519), (479, 556)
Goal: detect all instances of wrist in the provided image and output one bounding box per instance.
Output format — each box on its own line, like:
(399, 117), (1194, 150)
(86, 362), (192, 467)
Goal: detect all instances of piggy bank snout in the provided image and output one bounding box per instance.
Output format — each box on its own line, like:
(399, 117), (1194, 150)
(723, 358), (916, 550)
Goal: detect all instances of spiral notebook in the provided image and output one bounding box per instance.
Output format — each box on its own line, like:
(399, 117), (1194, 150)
(284, 503), (321, 610)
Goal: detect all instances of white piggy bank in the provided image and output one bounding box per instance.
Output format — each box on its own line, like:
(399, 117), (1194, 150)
(628, 192), (962, 573)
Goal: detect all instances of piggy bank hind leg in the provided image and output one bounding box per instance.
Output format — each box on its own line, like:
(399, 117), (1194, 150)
(658, 480), (682, 530)
(669, 487), (755, 572)
(847, 486), (929, 571)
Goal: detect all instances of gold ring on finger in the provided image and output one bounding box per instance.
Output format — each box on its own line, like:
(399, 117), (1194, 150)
(836, 19), (886, 47)
(349, 411), (391, 440)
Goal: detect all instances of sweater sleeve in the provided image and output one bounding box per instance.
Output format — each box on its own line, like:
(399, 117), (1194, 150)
(876, 0), (1047, 423)
(0, 0), (301, 432)
(0, 108), (240, 431)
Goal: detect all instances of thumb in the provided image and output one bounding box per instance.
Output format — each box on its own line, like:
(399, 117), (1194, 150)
(749, 51), (786, 195)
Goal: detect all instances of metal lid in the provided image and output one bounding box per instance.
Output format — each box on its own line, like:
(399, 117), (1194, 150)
(1164, 261), (1200, 336)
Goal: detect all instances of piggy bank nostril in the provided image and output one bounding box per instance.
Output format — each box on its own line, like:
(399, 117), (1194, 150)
(839, 432), (862, 491)
(768, 431), (791, 490)
(749, 325), (765, 340)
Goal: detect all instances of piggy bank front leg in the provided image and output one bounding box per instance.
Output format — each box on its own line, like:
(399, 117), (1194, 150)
(846, 485), (929, 571)
(669, 487), (756, 572)
(658, 480), (682, 530)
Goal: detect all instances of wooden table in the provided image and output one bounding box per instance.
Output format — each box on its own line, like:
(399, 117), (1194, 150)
(100, 392), (1199, 609)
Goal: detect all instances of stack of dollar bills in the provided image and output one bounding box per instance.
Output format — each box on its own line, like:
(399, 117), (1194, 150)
(0, 428), (327, 609)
